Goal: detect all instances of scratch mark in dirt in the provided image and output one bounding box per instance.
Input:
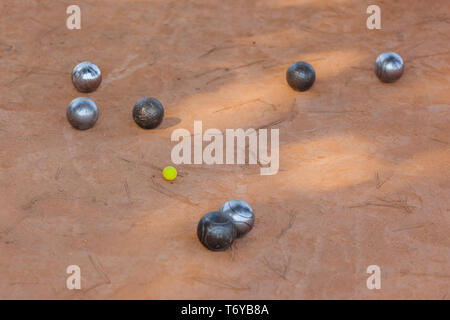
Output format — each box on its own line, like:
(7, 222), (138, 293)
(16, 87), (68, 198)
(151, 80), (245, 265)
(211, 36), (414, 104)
(214, 98), (274, 113)
(375, 171), (391, 189)
(429, 137), (448, 145)
(391, 224), (426, 233)
(263, 255), (291, 280)
(204, 60), (266, 85)
(199, 45), (238, 58)
(278, 211), (297, 238)
(83, 254), (111, 293)
(407, 51), (450, 61)
(55, 167), (62, 180)
(193, 67), (228, 78)
(349, 196), (416, 214)
(230, 59), (266, 70)
(124, 180), (131, 199)
(190, 276), (250, 290)
(150, 176), (199, 207)
(104, 60), (148, 86)
(302, 109), (367, 114)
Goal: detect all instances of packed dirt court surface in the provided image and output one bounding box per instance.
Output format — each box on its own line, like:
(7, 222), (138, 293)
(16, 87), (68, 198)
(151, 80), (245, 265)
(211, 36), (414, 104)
(0, 0), (449, 299)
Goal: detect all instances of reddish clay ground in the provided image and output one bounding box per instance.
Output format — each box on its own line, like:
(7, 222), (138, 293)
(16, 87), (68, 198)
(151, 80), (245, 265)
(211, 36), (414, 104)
(0, 0), (449, 299)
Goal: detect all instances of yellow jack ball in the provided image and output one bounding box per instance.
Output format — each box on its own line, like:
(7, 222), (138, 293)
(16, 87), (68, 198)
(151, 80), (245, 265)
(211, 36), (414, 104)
(163, 166), (177, 181)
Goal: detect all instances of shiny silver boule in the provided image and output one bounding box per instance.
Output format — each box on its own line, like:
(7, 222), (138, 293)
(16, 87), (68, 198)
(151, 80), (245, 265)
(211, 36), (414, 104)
(66, 97), (99, 130)
(220, 199), (255, 238)
(72, 61), (102, 93)
(374, 52), (404, 83)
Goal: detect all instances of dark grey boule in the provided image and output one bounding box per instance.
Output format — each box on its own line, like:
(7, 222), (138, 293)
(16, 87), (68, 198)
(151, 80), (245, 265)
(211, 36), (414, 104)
(197, 211), (237, 251)
(132, 97), (164, 129)
(286, 61), (316, 92)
